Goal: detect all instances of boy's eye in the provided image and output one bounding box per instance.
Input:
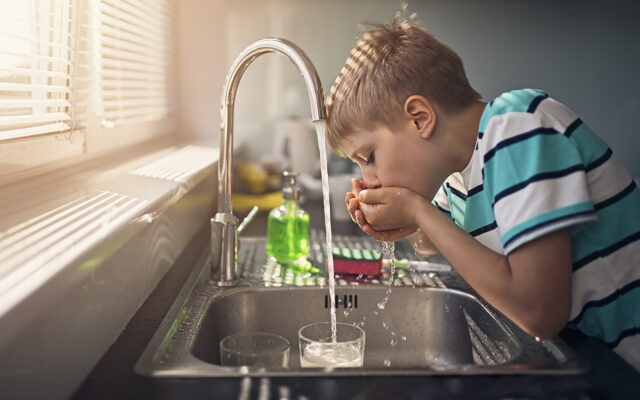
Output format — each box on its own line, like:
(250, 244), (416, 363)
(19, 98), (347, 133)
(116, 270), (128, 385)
(366, 152), (375, 165)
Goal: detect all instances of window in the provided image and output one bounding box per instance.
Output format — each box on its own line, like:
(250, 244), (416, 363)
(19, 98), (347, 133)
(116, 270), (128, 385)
(97, 0), (175, 127)
(0, 0), (78, 140)
(0, 0), (176, 180)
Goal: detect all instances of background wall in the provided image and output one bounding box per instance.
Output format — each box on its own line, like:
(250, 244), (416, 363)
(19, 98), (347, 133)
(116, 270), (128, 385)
(177, 0), (227, 147)
(178, 0), (640, 177)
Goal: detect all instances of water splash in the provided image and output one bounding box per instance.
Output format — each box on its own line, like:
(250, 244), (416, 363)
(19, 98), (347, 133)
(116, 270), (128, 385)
(412, 231), (424, 256)
(377, 241), (396, 311)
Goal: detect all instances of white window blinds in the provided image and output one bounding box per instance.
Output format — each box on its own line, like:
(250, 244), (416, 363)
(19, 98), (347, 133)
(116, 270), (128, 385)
(0, 0), (175, 143)
(0, 0), (80, 141)
(97, 0), (175, 127)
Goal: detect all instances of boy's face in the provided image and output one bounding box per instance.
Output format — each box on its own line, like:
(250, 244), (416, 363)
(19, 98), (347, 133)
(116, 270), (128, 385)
(340, 122), (446, 201)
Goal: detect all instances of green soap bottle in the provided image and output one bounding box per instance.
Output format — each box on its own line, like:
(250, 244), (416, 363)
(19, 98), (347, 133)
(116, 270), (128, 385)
(266, 171), (310, 267)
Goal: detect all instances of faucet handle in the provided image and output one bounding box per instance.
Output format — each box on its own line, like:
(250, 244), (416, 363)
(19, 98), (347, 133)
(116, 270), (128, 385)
(235, 205), (259, 263)
(237, 205), (259, 234)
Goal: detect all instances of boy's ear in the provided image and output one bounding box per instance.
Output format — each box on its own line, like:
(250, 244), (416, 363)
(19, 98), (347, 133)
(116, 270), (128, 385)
(404, 95), (436, 140)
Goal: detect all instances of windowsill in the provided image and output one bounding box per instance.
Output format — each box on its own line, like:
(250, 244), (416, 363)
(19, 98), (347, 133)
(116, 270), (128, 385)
(0, 135), (218, 351)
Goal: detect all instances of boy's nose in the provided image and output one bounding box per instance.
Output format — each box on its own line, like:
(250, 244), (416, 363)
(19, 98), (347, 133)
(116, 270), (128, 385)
(361, 172), (381, 189)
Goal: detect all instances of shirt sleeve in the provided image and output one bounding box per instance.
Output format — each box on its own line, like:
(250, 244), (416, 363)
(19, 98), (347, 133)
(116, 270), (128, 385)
(432, 172), (468, 224)
(432, 184), (452, 219)
(482, 112), (598, 254)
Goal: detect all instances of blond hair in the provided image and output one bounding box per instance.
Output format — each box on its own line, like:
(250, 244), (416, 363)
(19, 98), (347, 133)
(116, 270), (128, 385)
(325, 7), (480, 154)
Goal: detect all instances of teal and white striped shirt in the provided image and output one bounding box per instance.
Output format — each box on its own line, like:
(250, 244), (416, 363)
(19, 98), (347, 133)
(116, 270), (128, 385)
(433, 89), (640, 370)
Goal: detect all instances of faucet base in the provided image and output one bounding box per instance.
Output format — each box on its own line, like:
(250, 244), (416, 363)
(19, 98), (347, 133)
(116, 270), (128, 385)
(212, 280), (237, 287)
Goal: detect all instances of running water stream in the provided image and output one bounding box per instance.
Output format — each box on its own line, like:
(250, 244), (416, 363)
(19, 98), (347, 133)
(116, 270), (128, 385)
(314, 121), (398, 347)
(314, 121), (337, 342)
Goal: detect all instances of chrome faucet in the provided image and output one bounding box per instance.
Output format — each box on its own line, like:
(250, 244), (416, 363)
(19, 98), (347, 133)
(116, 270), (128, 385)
(211, 38), (326, 285)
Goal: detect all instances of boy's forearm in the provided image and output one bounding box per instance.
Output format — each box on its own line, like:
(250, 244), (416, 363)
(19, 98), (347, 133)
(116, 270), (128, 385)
(414, 200), (511, 300)
(412, 198), (570, 338)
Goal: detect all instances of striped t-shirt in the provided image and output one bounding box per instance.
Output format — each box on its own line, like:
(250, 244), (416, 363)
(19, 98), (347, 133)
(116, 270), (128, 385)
(433, 89), (640, 370)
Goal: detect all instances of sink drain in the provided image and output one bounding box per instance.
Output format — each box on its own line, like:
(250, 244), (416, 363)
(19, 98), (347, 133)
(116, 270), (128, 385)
(325, 294), (358, 309)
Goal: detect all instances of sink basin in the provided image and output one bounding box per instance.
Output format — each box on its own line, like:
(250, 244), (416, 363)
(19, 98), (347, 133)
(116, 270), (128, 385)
(135, 236), (588, 377)
(192, 286), (519, 369)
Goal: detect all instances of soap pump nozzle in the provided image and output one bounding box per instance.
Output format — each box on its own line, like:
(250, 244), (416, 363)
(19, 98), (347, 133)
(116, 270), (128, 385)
(282, 171), (300, 201)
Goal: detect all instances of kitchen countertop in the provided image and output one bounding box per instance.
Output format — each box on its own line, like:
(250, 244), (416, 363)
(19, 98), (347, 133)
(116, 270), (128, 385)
(72, 204), (640, 399)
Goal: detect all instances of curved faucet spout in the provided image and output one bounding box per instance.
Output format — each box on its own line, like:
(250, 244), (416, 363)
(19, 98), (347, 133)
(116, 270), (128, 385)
(212, 38), (326, 285)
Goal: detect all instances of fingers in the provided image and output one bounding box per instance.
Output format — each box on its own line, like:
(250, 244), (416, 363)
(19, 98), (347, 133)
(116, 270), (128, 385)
(354, 209), (366, 228)
(351, 178), (360, 195)
(362, 223), (395, 242)
(348, 199), (360, 224)
(362, 224), (383, 241)
(358, 202), (377, 227)
(348, 198), (359, 214)
(351, 178), (361, 195)
(345, 191), (355, 207)
(358, 188), (385, 205)
(363, 225), (415, 242)
(345, 191), (357, 223)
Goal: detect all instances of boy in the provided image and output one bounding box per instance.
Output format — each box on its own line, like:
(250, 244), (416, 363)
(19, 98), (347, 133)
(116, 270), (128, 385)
(325, 11), (640, 370)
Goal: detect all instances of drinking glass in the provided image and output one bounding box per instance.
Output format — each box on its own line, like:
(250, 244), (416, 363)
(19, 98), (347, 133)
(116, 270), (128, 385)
(219, 332), (290, 367)
(298, 322), (365, 368)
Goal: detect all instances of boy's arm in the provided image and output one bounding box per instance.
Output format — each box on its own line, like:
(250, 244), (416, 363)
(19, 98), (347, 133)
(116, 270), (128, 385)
(415, 200), (572, 339)
(359, 188), (572, 339)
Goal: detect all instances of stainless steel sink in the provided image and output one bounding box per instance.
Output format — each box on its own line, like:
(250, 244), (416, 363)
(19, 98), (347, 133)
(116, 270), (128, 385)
(135, 236), (588, 377)
(192, 286), (519, 369)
